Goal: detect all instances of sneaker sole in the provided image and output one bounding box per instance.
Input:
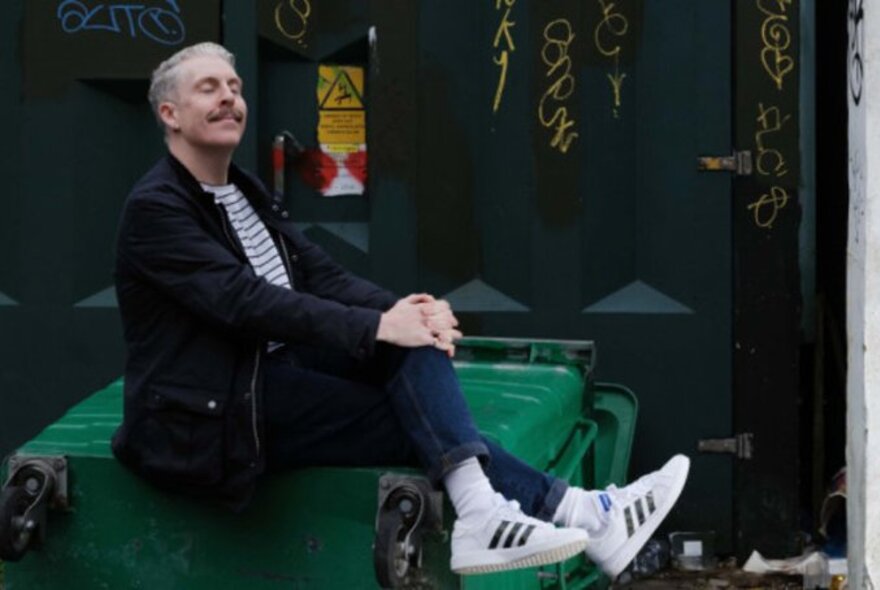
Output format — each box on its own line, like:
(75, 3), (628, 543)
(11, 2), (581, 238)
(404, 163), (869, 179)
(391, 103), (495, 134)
(452, 538), (588, 575)
(602, 455), (691, 579)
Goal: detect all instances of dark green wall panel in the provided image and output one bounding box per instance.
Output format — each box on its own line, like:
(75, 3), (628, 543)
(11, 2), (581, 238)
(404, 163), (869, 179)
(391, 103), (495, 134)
(0, 0), (207, 455)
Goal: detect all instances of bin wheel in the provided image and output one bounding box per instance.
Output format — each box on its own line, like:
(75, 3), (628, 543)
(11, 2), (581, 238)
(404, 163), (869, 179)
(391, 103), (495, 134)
(375, 507), (409, 588)
(0, 484), (35, 561)
(374, 488), (423, 589)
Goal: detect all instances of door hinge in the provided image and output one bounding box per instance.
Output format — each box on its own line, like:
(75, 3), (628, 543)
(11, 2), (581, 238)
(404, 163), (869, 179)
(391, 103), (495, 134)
(696, 151), (753, 176)
(697, 433), (754, 460)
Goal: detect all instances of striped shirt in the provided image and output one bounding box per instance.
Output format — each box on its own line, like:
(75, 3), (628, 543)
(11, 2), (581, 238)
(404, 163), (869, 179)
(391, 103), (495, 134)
(201, 183), (293, 291)
(202, 183), (292, 351)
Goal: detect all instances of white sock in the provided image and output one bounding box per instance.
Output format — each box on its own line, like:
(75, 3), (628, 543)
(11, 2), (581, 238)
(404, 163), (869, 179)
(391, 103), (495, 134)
(443, 457), (498, 526)
(552, 487), (610, 534)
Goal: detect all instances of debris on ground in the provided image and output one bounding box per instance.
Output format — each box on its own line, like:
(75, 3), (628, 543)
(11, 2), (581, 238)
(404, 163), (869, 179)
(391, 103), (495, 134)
(612, 557), (802, 589)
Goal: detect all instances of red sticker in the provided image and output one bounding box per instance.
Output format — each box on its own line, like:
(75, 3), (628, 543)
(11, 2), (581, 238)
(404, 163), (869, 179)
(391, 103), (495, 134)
(296, 149), (338, 191)
(344, 150), (368, 185)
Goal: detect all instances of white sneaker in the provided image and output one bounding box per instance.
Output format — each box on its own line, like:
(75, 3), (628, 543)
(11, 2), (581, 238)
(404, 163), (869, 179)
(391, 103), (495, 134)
(450, 495), (589, 575)
(584, 454), (690, 579)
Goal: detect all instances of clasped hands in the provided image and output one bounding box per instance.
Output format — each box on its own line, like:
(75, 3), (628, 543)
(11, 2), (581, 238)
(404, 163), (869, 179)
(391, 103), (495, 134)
(376, 293), (463, 357)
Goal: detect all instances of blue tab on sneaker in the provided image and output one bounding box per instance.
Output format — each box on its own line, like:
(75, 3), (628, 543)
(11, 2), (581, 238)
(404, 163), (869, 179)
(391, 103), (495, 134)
(583, 455), (691, 580)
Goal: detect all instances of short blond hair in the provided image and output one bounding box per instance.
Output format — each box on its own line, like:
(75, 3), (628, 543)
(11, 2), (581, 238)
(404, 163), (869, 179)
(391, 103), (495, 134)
(148, 42), (236, 124)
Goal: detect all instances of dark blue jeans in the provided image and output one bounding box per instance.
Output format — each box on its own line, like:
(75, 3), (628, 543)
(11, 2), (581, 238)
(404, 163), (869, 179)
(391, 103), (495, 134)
(262, 343), (567, 521)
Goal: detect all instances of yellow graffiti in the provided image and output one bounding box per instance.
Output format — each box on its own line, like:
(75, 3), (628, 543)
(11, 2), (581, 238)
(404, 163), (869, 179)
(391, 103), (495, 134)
(751, 102), (792, 229)
(492, 0), (517, 113)
(608, 72), (627, 108)
(757, 0), (794, 90)
(594, 0), (627, 58)
(492, 52), (510, 114)
(755, 102), (791, 177)
(748, 185), (789, 229)
(539, 18), (578, 153)
(594, 0), (629, 117)
(275, 0), (311, 46)
(749, 2), (796, 229)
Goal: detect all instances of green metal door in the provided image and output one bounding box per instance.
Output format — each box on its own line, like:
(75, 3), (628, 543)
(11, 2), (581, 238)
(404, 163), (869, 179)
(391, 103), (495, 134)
(259, 1), (734, 549)
(417, 0), (733, 549)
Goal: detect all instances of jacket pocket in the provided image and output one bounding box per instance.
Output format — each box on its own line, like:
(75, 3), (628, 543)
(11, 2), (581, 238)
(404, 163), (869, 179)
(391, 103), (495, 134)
(134, 383), (228, 487)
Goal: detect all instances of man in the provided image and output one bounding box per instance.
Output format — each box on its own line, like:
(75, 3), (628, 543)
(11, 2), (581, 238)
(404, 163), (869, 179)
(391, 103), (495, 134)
(112, 42), (689, 578)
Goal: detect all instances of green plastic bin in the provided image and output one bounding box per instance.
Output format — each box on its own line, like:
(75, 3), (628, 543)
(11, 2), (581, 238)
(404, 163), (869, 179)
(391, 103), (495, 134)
(0, 338), (637, 589)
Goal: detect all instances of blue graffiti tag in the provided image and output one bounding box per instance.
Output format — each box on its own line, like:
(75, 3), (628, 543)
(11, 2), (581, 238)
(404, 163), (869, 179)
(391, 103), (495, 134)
(56, 0), (186, 46)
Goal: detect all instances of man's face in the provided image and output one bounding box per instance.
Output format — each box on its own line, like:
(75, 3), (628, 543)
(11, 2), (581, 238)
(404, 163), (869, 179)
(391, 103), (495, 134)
(161, 55), (247, 151)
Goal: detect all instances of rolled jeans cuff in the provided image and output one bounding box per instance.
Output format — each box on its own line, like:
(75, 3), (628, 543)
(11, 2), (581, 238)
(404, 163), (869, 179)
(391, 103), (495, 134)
(427, 441), (491, 485)
(534, 477), (569, 522)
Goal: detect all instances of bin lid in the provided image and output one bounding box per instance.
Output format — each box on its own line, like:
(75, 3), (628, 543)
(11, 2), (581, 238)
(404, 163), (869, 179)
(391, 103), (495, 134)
(21, 378), (123, 458)
(455, 338), (593, 470)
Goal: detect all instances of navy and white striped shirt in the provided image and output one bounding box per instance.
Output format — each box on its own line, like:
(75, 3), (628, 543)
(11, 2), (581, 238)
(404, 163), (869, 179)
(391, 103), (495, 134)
(201, 183), (292, 291)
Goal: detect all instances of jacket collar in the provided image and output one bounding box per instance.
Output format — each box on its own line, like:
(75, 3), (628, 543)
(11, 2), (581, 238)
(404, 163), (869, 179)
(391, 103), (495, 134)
(163, 153), (297, 239)
(165, 153), (206, 196)
(164, 153), (273, 213)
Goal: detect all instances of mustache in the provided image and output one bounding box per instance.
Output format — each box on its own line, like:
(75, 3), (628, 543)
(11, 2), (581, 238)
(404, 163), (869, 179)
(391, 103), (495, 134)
(208, 108), (244, 122)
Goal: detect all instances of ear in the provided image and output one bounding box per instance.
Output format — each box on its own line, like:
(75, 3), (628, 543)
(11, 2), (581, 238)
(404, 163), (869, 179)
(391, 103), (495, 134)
(158, 102), (180, 132)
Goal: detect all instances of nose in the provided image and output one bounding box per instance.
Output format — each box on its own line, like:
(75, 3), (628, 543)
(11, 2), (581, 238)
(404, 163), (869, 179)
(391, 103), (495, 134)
(219, 83), (236, 104)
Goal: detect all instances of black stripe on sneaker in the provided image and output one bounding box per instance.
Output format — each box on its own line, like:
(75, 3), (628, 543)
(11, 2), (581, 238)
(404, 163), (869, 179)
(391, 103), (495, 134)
(489, 520), (511, 549)
(503, 522), (524, 548)
(647, 491), (656, 513)
(518, 524), (536, 546)
(624, 506), (635, 537)
(635, 499), (646, 525)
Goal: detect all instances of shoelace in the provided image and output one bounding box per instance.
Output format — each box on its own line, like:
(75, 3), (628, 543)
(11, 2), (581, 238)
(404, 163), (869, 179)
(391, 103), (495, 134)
(494, 497), (547, 528)
(604, 485), (647, 512)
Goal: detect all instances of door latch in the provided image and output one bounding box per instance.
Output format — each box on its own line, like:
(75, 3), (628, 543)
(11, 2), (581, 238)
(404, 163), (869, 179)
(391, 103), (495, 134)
(697, 433), (754, 459)
(697, 150), (753, 176)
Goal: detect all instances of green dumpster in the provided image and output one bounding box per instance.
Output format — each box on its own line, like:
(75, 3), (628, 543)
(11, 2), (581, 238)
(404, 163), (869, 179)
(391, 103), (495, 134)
(0, 338), (637, 589)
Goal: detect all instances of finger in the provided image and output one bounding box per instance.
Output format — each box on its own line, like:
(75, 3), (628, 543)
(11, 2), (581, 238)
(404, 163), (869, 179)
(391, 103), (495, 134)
(419, 300), (443, 316)
(417, 326), (437, 346)
(444, 329), (463, 342)
(433, 338), (455, 353)
(422, 307), (458, 326)
(426, 317), (454, 332)
(434, 338), (458, 359)
(419, 300), (450, 316)
(435, 329), (463, 344)
(402, 322), (435, 348)
(407, 293), (435, 304)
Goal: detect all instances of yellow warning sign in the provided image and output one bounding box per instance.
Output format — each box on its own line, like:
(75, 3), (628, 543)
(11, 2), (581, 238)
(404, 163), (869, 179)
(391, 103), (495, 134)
(317, 65), (364, 110)
(318, 111), (365, 145)
(316, 64), (367, 196)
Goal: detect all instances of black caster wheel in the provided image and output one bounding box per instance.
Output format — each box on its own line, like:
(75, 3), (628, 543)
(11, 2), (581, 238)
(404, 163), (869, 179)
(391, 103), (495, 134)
(0, 484), (36, 561)
(374, 487), (423, 589)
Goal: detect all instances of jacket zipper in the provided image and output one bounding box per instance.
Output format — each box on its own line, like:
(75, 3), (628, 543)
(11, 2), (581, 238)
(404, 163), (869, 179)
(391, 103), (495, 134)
(216, 201), (262, 460)
(276, 231), (295, 289)
(249, 348), (261, 456)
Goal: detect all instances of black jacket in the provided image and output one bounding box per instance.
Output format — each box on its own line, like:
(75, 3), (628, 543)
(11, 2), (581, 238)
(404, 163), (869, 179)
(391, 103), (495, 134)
(111, 154), (398, 508)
